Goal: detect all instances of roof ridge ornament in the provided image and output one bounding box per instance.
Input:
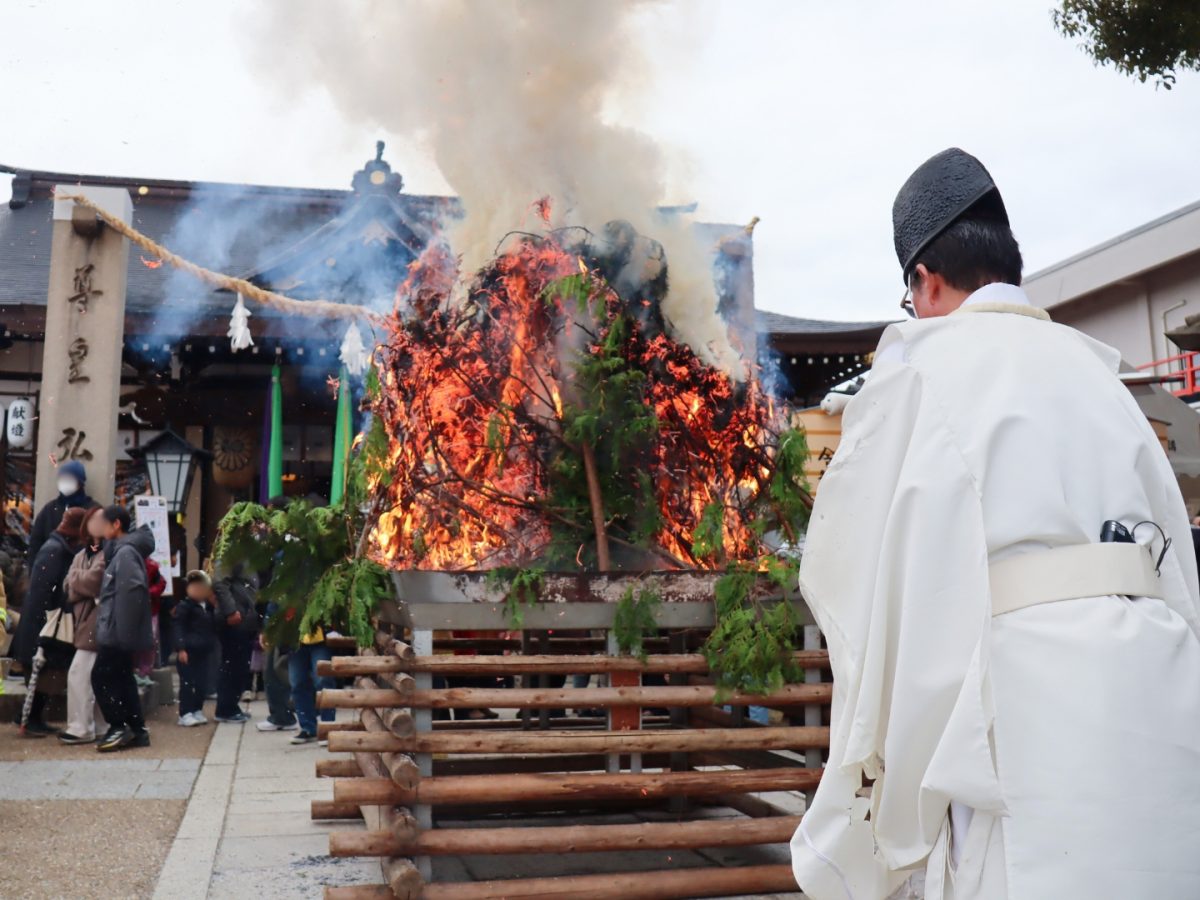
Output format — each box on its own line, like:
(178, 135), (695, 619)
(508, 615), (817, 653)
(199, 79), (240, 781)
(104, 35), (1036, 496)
(352, 140), (404, 195)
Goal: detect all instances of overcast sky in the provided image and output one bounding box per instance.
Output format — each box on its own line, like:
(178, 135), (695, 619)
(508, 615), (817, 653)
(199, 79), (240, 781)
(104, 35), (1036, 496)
(3, 0), (1200, 323)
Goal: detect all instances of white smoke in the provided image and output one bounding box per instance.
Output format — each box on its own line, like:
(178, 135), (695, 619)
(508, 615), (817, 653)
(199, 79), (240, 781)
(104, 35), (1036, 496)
(247, 0), (743, 377)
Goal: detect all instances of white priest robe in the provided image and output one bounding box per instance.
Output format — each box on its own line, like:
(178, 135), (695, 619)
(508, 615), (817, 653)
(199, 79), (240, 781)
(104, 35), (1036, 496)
(791, 283), (1200, 900)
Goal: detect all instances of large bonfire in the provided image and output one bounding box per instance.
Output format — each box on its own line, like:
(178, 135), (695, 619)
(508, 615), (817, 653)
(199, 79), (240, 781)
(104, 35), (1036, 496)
(366, 216), (807, 573)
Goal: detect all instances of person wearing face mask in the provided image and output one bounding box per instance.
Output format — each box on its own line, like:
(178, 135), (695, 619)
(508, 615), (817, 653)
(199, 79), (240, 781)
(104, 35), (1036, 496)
(28, 461), (93, 564)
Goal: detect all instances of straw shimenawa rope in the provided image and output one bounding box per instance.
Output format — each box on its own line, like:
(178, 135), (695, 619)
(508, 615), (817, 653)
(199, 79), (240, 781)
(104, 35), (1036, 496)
(56, 191), (381, 323)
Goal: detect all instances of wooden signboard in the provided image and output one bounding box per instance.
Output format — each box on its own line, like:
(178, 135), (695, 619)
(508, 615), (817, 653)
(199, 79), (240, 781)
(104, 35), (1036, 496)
(792, 407), (843, 494)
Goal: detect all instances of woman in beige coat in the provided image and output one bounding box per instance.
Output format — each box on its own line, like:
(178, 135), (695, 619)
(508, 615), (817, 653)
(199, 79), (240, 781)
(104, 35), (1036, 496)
(60, 508), (107, 744)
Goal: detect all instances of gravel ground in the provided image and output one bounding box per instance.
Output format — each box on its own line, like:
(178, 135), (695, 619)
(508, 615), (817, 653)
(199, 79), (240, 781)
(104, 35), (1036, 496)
(0, 798), (184, 899)
(0, 701), (218, 898)
(0, 699), (216, 761)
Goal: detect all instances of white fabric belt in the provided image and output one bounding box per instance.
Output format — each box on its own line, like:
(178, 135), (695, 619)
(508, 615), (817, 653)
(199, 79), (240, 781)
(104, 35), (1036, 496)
(990, 543), (1162, 617)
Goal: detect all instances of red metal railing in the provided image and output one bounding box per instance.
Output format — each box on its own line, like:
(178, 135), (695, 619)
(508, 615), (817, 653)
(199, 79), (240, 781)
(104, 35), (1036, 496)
(1137, 351), (1200, 396)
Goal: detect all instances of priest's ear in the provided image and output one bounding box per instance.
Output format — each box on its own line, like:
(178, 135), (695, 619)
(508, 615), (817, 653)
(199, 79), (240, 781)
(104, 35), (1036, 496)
(909, 264), (957, 319)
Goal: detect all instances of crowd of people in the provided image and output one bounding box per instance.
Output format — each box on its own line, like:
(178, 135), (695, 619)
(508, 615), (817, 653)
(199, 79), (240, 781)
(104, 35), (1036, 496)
(3, 462), (338, 749)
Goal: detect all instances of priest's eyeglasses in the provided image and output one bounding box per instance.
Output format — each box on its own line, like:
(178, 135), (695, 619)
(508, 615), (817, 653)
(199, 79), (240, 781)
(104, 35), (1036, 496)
(900, 287), (916, 318)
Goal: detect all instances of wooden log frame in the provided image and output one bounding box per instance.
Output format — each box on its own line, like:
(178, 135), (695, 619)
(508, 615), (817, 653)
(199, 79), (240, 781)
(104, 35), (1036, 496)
(432, 753), (674, 778)
(334, 767), (821, 806)
(317, 682), (832, 710)
(417, 863), (798, 900)
(317, 720), (365, 739)
(350, 705), (420, 787)
(425, 714), (675, 733)
(359, 703), (415, 742)
(311, 800), (364, 820)
(321, 610), (828, 898)
(316, 758), (364, 778)
(324, 886), (394, 900)
(322, 650), (830, 678)
(388, 672), (416, 696)
(327, 725), (829, 756)
(331, 814), (802, 858)
(426, 797), (669, 820)
(373, 629), (415, 660)
(382, 856), (422, 900)
(382, 750), (420, 790)
(385, 805), (419, 844)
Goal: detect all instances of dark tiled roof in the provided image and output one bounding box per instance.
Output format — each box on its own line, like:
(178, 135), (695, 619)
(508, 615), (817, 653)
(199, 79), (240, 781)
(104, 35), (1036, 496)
(0, 167), (455, 323)
(0, 163), (887, 350)
(755, 308), (895, 337)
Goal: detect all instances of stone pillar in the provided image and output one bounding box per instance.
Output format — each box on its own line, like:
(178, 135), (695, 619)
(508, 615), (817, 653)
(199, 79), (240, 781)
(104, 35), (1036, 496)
(34, 186), (131, 509)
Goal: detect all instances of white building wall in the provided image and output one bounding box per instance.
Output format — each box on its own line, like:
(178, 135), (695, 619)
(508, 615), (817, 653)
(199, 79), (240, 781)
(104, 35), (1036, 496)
(1146, 257), (1200, 365)
(1037, 253), (1200, 373)
(1052, 283), (1153, 366)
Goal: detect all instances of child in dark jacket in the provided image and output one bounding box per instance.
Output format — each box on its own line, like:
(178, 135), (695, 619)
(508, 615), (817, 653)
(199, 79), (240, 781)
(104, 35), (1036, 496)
(175, 570), (217, 727)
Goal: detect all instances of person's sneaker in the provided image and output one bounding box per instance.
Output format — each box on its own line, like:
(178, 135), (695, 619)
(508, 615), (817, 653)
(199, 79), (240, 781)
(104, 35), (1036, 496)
(22, 720), (58, 738)
(134, 674), (154, 688)
(130, 729), (151, 748)
(191, 711), (208, 725)
(98, 728), (133, 752)
(178, 712), (199, 727)
(57, 731), (95, 745)
(290, 731), (317, 745)
(256, 718), (299, 732)
(214, 711), (251, 724)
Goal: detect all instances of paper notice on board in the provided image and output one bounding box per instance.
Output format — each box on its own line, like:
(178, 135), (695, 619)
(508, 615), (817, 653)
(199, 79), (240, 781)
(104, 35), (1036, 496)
(133, 495), (174, 596)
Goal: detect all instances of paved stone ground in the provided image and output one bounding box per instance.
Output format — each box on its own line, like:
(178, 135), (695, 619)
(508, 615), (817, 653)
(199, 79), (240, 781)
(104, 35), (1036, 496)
(0, 798), (185, 899)
(154, 699), (379, 899)
(151, 697), (808, 899)
(0, 757), (200, 800)
(0, 693), (213, 899)
(2, 681), (814, 898)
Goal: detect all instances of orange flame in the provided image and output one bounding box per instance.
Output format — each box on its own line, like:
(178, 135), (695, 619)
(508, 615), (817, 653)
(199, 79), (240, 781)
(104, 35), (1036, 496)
(367, 232), (782, 572)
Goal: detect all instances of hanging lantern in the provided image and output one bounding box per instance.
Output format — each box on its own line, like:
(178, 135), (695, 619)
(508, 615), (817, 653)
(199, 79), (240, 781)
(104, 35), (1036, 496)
(128, 428), (211, 514)
(6, 397), (34, 449)
(211, 426), (258, 490)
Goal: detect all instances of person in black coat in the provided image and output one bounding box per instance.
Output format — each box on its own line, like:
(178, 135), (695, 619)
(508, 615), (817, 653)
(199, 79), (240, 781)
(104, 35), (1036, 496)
(174, 570), (218, 726)
(11, 506), (87, 736)
(213, 566), (260, 723)
(27, 461), (93, 563)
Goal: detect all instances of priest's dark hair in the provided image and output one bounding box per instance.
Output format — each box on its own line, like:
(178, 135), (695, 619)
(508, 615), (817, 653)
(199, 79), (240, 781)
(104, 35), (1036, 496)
(908, 217), (1023, 293)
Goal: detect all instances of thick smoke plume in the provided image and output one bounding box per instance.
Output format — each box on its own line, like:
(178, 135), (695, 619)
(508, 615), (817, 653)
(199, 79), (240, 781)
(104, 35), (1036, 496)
(248, 0), (743, 376)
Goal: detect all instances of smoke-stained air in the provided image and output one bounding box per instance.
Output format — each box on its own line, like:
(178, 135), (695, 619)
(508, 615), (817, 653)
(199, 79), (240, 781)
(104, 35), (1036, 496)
(245, 0), (744, 378)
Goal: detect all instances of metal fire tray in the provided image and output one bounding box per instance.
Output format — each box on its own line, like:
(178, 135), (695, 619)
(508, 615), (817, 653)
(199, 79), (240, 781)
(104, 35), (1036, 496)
(384, 570), (807, 631)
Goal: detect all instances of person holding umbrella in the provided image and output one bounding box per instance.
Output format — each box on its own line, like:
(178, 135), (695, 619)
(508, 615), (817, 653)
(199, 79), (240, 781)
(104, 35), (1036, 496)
(11, 506), (87, 736)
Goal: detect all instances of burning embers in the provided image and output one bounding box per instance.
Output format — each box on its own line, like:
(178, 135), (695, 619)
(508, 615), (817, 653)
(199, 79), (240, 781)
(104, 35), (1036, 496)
(367, 224), (787, 572)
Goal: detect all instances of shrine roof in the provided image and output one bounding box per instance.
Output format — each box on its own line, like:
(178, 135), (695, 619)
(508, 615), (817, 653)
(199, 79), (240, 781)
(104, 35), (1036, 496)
(0, 154), (456, 321)
(0, 151), (886, 348)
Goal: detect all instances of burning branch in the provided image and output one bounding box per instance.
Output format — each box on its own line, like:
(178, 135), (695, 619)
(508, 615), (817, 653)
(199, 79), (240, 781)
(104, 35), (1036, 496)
(579, 442), (611, 571)
(366, 229), (801, 573)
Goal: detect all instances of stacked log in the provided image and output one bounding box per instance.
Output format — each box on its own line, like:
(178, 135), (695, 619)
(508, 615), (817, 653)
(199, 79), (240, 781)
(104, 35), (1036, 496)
(318, 623), (831, 899)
